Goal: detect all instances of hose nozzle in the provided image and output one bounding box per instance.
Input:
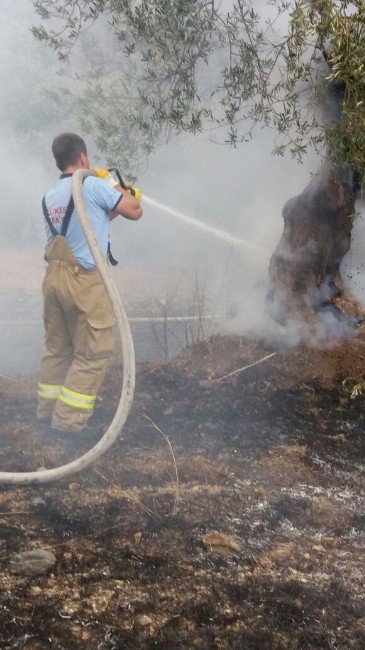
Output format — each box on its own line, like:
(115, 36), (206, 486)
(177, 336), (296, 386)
(108, 168), (142, 202)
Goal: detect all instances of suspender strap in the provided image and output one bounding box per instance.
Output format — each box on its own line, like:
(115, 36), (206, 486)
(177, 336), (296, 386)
(42, 195), (74, 238)
(107, 241), (119, 266)
(43, 181), (118, 264)
(42, 196), (58, 237)
(60, 197), (75, 237)
(43, 176), (89, 239)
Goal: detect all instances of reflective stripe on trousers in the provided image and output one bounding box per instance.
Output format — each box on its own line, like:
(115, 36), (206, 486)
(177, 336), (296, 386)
(38, 383), (96, 410)
(38, 383), (62, 399)
(58, 386), (96, 410)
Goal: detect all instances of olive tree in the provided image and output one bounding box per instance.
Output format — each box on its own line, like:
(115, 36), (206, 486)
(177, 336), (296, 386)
(32, 0), (365, 332)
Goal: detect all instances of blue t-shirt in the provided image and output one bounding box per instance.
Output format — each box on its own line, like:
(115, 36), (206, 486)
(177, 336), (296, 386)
(43, 173), (122, 269)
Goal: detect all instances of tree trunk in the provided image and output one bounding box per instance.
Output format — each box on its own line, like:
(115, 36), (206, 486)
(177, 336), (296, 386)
(267, 163), (360, 337)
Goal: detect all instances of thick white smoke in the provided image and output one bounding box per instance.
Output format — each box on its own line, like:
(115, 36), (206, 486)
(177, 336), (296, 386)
(0, 1), (362, 374)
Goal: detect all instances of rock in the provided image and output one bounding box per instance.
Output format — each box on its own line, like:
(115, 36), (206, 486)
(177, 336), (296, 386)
(332, 433), (347, 441)
(68, 483), (80, 491)
(9, 549), (56, 576)
(278, 445), (307, 456)
(29, 586), (43, 596)
(198, 379), (215, 390)
(63, 601), (79, 615)
(184, 565), (194, 574)
(321, 536), (340, 548)
(201, 532), (241, 556)
(71, 626), (91, 641)
(71, 626), (81, 639)
(163, 406), (174, 415)
(255, 556), (273, 570)
(31, 497), (46, 507)
(270, 542), (295, 560)
(136, 614), (153, 627)
(135, 391), (152, 402)
(134, 532), (142, 546)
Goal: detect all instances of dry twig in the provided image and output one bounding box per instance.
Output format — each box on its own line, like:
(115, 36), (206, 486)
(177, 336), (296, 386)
(210, 352), (277, 383)
(141, 412), (180, 515)
(0, 510), (35, 517)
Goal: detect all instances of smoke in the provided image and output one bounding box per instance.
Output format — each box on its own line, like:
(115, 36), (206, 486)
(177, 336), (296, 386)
(0, 2), (361, 374)
(137, 130), (316, 318)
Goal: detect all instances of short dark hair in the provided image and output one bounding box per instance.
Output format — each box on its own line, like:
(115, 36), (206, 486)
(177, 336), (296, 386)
(52, 133), (87, 171)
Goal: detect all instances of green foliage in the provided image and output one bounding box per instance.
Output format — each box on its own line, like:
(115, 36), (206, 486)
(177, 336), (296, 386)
(32, 0), (365, 177)
(322, 2), (365, 173)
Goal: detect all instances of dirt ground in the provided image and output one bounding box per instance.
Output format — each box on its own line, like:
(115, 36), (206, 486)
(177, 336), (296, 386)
(0, 333), (364, 649)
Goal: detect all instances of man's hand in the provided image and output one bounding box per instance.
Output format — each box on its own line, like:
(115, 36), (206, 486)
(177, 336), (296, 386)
(92, 170), (142, 201)
(125, 182), (142, 202)
(92, 168), (118, 188)
(132, 186), (143, 202)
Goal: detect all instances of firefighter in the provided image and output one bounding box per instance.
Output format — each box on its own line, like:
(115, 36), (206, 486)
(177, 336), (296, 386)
(37, 132), (142, 432)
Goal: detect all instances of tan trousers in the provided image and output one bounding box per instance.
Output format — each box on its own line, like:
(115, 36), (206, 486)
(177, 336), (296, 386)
(37, 236), (115, 431)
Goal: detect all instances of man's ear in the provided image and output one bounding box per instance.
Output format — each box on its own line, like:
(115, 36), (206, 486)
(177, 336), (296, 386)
(80, 152), (89, 168)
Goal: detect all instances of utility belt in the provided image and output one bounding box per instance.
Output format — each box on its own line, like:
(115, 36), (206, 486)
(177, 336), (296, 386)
(42, 191), (118, 266)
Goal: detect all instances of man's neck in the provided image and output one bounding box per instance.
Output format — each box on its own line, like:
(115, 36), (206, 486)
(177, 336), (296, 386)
(62, 165), (82, 175)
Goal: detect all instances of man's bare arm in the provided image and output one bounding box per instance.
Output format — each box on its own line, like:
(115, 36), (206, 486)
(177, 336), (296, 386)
(109, 184), (142, 221)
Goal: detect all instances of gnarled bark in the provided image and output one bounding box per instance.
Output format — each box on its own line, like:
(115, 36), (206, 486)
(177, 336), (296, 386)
(267, 163), (357, 329)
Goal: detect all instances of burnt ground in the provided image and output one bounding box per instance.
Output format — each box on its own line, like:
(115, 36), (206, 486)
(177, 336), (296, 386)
(0, 334), (364, 649)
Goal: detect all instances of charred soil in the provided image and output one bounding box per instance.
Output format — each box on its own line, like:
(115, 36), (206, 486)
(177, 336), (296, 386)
(0, 333), (364, 649)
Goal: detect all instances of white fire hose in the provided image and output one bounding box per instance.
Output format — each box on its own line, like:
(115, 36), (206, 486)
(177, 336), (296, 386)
(0, 169), (136, 485)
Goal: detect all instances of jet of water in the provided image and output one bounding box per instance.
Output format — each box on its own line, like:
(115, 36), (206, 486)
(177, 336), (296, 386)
(143, 195), (265, 252)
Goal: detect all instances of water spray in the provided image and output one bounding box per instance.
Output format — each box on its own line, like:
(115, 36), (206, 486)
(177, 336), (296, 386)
(143, 196), (264, 252)
(111, 168), (264, 252)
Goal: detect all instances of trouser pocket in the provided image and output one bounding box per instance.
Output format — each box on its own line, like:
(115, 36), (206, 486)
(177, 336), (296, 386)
(85, 318), (116, 360)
